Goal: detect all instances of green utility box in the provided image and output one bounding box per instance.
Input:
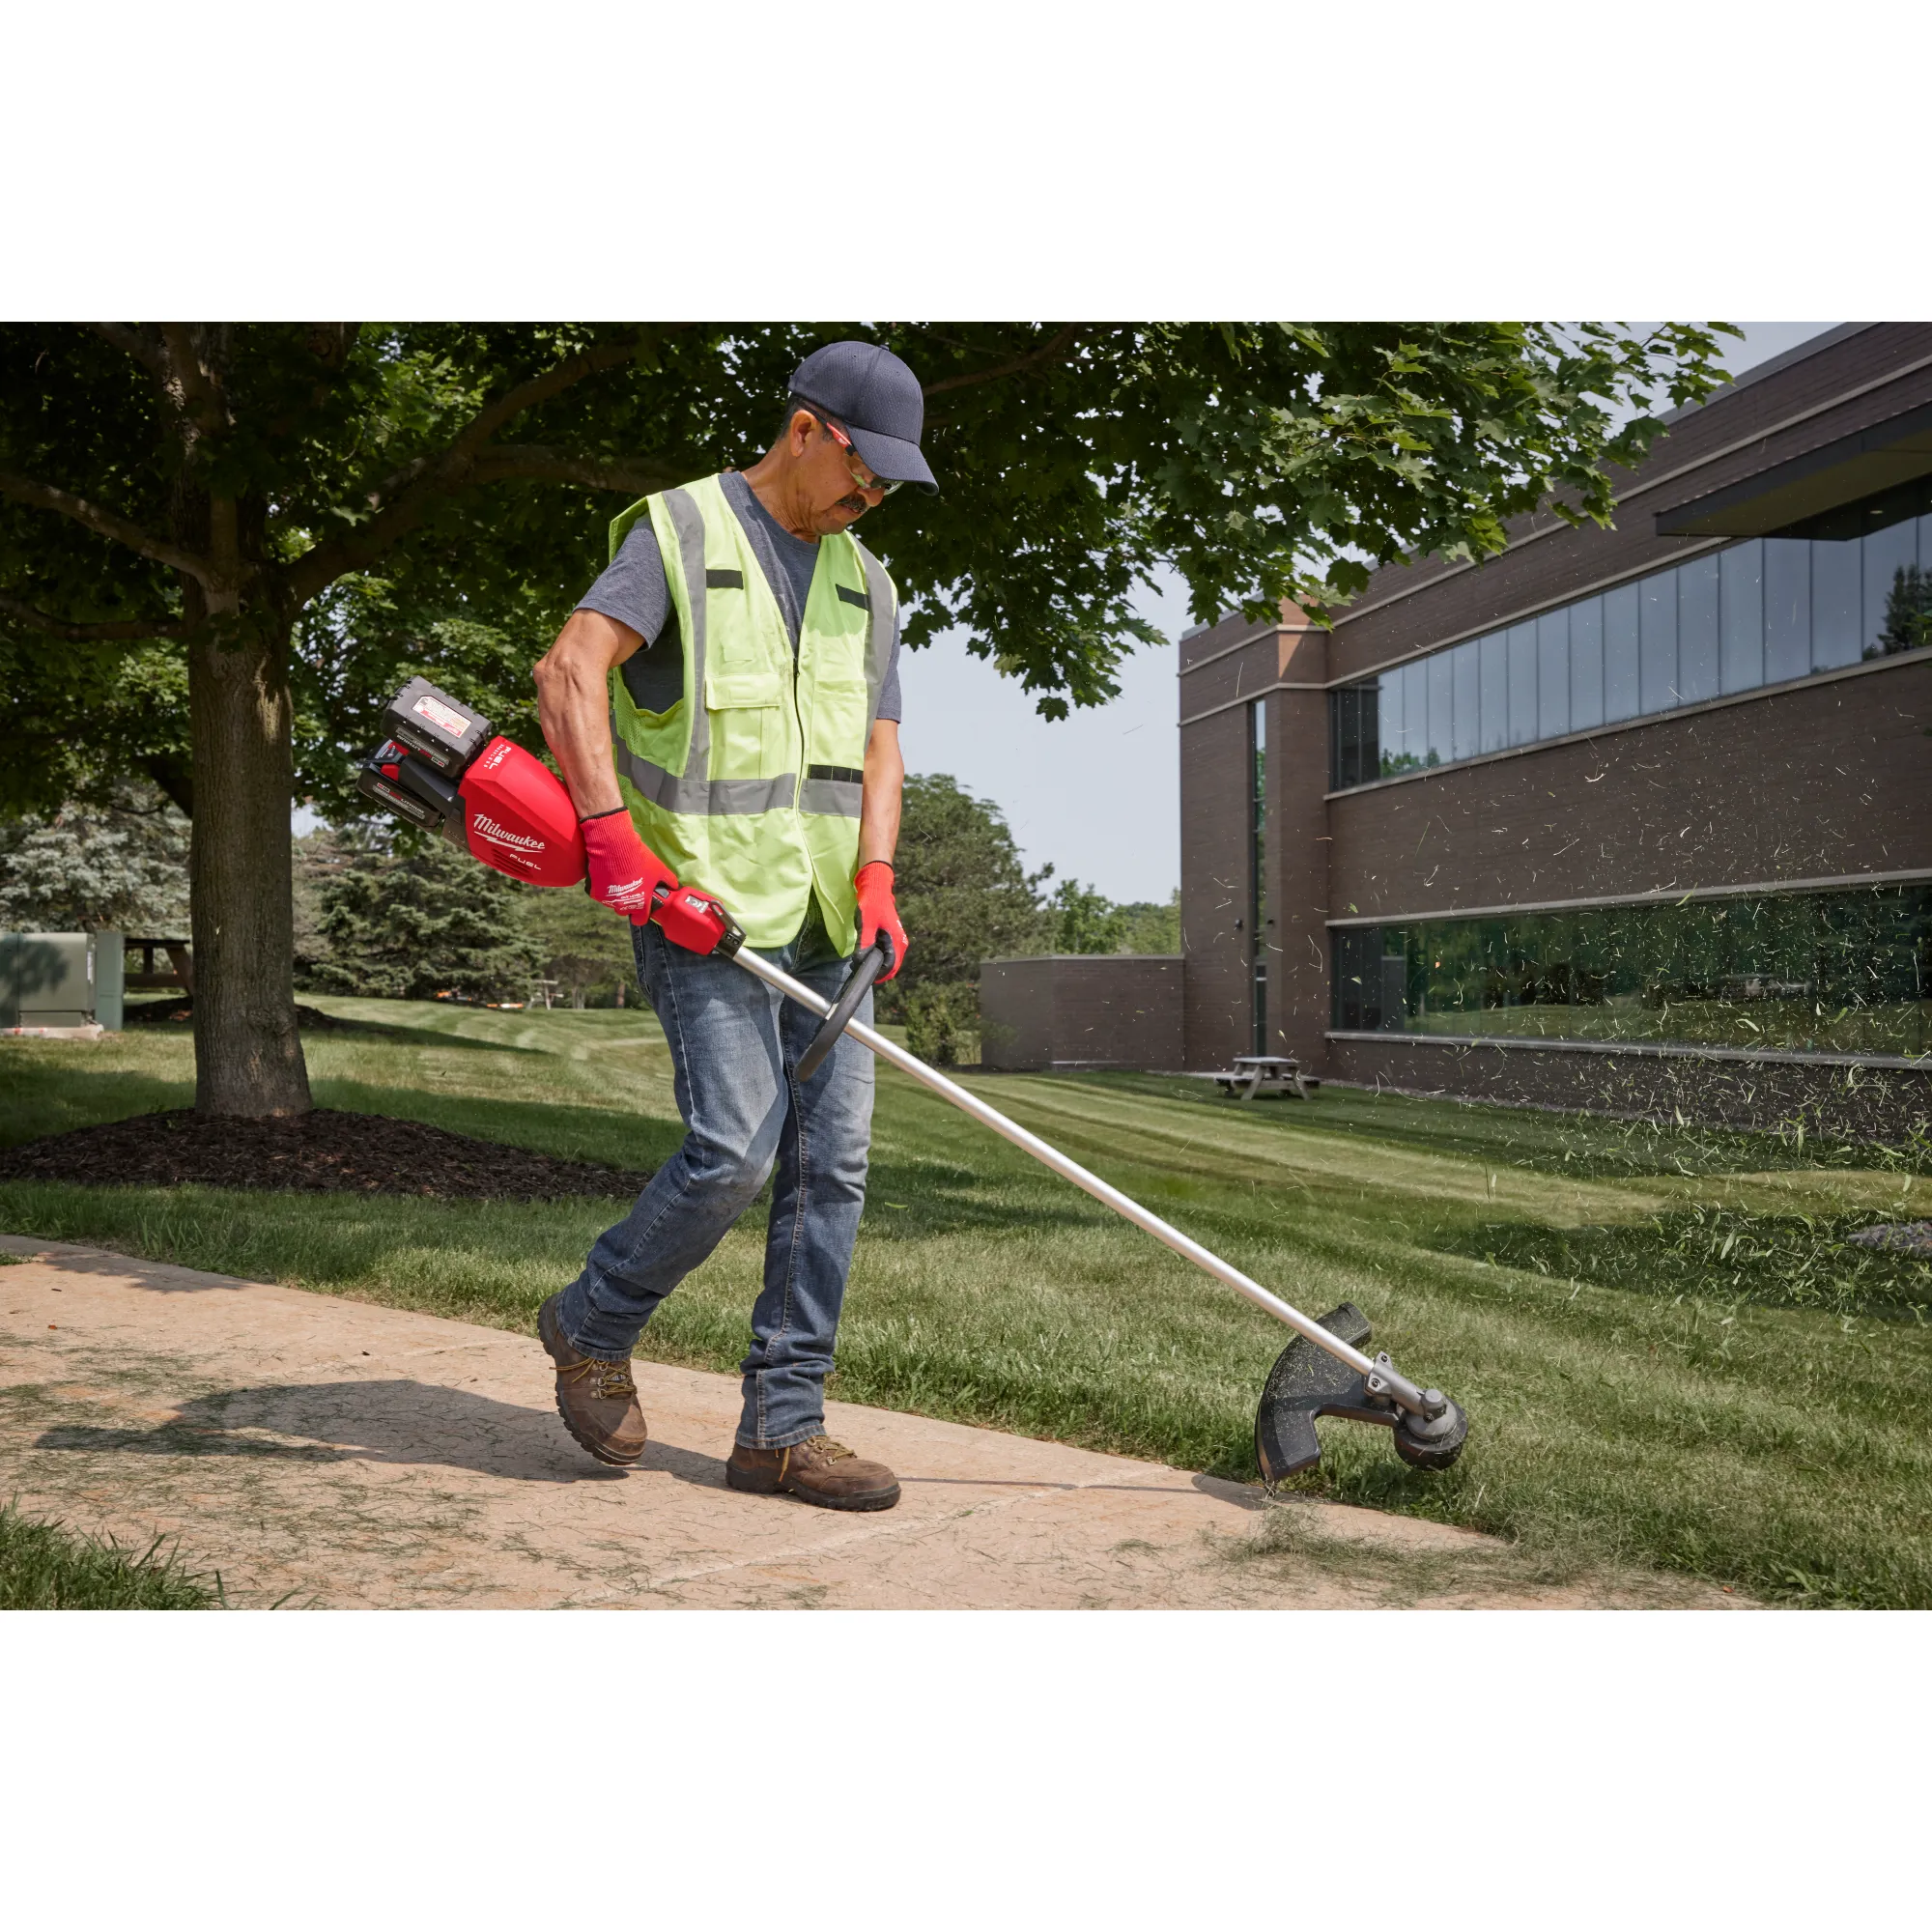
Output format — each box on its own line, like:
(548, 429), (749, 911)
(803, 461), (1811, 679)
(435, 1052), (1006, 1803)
(0, 931), (125, 1031)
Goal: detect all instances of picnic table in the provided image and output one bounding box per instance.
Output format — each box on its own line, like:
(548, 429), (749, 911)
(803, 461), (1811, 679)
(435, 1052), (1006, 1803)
(1212, 1054), (1311, 1100)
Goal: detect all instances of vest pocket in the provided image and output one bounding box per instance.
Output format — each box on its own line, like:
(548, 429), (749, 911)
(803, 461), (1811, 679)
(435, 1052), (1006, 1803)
(705, 668), (783, 780)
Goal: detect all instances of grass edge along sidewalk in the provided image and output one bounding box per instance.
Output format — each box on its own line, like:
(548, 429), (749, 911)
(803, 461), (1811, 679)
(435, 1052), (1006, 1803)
(0, 1501), (219, 1609)
(2, 998), (1929, 1607)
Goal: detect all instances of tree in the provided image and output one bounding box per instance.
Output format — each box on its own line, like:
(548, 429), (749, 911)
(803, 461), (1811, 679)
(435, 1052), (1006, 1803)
(884, 774), (1048, 1014)
(519, 882), (638, 1009)
(0, 783), (188, 933)
(0, 322), (1734, 1114)
(309, 834), (541, 1004)
(1876, 564), (1932, 658)
(1044, 878), (1129, 954)
(291, 826), (355, 989)
(1119, 891), (1180, 955)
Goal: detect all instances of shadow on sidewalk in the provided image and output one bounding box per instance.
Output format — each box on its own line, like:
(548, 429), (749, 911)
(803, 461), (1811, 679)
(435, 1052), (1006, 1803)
(30, 1378), (737, 1489)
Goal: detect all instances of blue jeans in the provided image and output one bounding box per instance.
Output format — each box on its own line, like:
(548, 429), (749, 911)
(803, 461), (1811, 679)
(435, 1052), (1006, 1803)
(556, 910), (874, 1450)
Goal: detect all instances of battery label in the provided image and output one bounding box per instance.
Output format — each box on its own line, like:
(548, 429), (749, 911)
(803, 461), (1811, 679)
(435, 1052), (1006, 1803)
(369, 778), (436, 825)
(412, 693), (471, 736)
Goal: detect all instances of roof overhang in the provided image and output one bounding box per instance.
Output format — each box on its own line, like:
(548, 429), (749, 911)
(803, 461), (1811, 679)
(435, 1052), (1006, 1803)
(1653, 400), (1932, 537)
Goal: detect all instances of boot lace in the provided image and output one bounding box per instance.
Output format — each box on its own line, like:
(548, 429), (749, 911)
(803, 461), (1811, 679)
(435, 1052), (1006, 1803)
(558, 1355), (638, 1402)
(804, 1435), (855, 1463)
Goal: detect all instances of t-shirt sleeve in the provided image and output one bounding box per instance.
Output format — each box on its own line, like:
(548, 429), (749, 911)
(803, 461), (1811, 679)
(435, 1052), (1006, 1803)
(874, 611), (903, 724)
(577, 522), (671, 642)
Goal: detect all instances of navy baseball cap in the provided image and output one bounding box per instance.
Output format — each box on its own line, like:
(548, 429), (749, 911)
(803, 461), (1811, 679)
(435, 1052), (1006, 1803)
(789, 341), (938, 496)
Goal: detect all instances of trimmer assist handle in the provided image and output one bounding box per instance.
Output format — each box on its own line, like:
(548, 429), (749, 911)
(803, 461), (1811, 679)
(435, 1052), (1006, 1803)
(794, 945), (886, 1084)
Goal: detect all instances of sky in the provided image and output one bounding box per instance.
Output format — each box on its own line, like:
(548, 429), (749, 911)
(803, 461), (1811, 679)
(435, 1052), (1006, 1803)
(895, 322), (1840, 902)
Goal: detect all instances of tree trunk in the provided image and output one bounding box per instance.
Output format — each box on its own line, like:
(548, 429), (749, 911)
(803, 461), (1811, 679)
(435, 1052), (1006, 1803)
(187, 617), (311, 1117)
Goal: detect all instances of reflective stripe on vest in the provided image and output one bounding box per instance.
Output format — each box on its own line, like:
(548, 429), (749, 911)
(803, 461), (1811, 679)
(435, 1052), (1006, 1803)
(604, 474), (897, 950)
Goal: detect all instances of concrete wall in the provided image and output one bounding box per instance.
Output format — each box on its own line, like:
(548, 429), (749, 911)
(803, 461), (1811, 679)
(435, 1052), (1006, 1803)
(980, 956), (1185, 1071)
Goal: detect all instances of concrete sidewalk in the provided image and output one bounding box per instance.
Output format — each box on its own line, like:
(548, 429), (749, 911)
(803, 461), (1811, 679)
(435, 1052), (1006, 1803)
(0, 1236), (1707, 1609)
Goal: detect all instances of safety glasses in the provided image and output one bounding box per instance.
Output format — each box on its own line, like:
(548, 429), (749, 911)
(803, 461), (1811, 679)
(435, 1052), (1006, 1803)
(819, 416), (904, 497)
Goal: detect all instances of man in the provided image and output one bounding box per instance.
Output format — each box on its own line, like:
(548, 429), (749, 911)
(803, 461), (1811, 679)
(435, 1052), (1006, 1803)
(530, 341), (931, 1512)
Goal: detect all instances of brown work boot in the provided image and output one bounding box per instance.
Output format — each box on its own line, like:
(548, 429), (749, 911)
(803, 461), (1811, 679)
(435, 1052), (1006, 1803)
(725, 1435), (900, 1512)
(538, 1293), (648, 1467)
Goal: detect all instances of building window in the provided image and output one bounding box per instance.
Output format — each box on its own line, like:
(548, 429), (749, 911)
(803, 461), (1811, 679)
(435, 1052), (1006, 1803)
(1328, 476), (1932, 790)
(1330, 927), (1405, 1034)
(1249, 696), (1267, 1054)
(1330, 883), (1932, 1058)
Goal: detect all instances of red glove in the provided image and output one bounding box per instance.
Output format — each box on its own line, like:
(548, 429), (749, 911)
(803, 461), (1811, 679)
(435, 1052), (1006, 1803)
(581, 808), (676, 923)
(855, 862), (908, 981)
(654, 884), (739, 956)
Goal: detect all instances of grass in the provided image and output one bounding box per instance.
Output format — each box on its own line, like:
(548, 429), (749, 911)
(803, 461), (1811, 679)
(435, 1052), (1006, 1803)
(0, 1502), (219, 1608)
(3, 998), (1930, 1606)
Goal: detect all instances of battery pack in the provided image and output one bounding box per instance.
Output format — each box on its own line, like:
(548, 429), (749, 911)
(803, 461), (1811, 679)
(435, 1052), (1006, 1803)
(384, 677), (493, 777)
(355, 762), (442, 830)
(356, 739), (467, 832)
(360, 680), (585, 889)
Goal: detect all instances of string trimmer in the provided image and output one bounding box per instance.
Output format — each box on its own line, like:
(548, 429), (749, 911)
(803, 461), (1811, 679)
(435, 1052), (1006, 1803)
(358, 681), (1470, 1482)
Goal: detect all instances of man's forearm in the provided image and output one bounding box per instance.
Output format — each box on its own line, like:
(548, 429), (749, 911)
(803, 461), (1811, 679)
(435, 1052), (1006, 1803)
(532, 609), (636, 818)
(858, 719), (903, 869)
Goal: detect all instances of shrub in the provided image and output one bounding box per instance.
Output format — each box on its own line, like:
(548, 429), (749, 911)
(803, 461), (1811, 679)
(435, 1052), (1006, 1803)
(903, 981), (980, 1065)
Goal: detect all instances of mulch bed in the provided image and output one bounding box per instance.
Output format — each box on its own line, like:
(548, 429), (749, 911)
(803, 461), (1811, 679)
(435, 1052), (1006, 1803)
(123, 998), (349, 1030)
(0, 1109), (653, 1203)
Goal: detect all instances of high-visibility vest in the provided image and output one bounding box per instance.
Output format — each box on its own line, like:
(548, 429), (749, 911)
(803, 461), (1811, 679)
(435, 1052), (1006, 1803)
(606, 472), (897, 952)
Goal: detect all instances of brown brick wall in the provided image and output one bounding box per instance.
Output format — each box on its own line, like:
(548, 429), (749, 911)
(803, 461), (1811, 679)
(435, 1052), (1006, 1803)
(1179, 633), (1287, 719)
(1270, 685), (1333, 1067)
(1179, 700), (1254, 1069)
(1174, 328), (1932, 1126)
(979, 956), (1185, 1070)
(977, 958), (1057, 1069)
(1326, 656), (1932, 920)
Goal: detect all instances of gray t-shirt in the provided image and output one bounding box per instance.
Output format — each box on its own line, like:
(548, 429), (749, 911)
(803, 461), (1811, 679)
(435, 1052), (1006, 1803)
(578, 470), (903, 722)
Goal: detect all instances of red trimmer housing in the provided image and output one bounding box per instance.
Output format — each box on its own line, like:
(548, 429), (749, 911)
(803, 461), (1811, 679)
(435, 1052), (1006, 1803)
(355, 683), (585, 889)
(455, 732), (585, 887)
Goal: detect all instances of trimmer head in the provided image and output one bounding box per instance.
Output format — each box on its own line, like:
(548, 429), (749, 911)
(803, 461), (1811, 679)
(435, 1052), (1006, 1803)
(1254, 1303), (1469, 1486)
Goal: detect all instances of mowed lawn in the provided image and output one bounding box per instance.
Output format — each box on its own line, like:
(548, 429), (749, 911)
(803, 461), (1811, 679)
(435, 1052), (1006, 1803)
(3, 998), (1928, 1605)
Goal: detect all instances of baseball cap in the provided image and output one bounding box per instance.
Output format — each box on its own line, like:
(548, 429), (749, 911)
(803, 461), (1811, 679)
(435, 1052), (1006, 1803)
(789, 341), (938, 496)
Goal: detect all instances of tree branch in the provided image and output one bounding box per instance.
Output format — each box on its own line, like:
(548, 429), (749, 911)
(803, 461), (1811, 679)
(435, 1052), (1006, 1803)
(0, 592), (188, 642)
(285, 333), (679, 604)
(445, 339), (646, 465)
(469, 447), (692, 495)
(89, 323), (169, 383)
(157, 323), (225, 436)
(0, 469), (213, 582)
(922, 325), (1089, 398)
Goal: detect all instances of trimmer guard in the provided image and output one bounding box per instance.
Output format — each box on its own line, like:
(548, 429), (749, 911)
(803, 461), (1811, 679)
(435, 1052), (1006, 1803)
(1254, 1304), (1469, 1484)
(1255, 1303), (1378, 1484)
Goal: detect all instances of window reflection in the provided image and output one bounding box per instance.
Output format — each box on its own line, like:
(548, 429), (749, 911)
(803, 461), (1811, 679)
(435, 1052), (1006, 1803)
(1331, 884), (1932, 1058)
(1679, 554), (1719, 704)
(1333, 476), (1932, 790)
(1719, 543), (1763, 694)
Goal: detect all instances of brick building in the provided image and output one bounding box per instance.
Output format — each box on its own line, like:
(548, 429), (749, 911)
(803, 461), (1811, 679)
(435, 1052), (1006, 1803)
(1177, 324), (1932, 1137)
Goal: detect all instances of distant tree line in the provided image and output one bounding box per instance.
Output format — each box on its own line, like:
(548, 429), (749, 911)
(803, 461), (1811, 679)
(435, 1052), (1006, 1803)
(0, 783), (188, 935)
(3, 771), (1175, 1042)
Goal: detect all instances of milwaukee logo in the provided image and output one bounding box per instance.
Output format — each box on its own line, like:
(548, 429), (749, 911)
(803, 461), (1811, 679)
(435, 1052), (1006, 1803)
(472, 814), (546, 852)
